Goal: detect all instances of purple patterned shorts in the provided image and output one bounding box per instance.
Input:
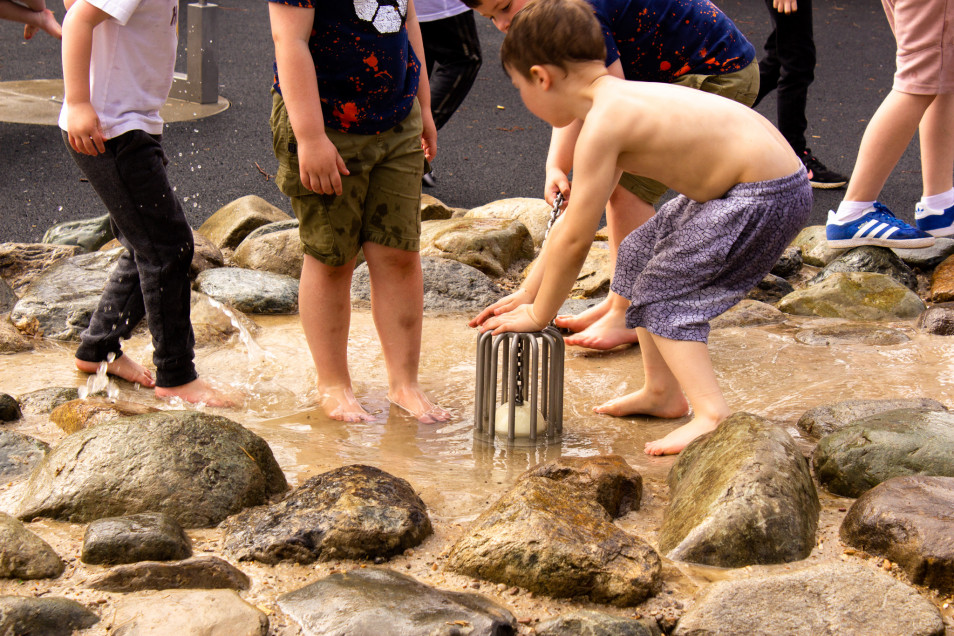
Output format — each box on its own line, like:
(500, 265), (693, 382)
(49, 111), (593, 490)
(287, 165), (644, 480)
(611, 167), (812, 343)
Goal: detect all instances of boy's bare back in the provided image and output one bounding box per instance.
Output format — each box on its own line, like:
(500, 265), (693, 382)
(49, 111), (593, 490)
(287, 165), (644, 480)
(578, 77), (801, 204)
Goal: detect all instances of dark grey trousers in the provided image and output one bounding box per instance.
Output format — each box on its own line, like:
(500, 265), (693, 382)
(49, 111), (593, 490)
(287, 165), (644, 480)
(63, 129), (197, 388)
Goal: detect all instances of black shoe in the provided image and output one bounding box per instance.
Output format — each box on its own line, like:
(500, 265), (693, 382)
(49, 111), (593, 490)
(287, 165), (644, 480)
(422, 172), (437, 188)
(800, 149), (848, 189)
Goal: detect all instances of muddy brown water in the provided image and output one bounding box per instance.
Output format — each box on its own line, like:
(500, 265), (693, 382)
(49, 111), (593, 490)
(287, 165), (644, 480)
(1, 311), (952, 633)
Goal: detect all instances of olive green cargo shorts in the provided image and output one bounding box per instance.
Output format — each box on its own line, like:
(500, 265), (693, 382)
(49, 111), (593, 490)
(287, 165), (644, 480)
(270, 91), (426, 267)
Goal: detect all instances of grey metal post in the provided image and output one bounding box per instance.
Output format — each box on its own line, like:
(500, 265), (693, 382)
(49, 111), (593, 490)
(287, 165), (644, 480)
(171, 0), (219, 104)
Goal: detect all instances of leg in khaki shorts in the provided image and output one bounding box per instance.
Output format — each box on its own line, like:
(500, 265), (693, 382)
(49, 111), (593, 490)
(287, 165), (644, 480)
(826, 0), (954, 248)
(271, 94), (450, 424)
(554, 60), (762, 350)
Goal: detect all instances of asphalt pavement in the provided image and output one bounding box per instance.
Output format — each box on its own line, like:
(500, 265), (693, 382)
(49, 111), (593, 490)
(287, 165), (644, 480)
(0, 0), (924, 244)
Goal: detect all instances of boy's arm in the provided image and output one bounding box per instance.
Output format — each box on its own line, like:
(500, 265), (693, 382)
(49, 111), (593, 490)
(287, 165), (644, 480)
(268, 2), (349, 195)
(406, 0), (436, 161)
(61, 0), (110, 155)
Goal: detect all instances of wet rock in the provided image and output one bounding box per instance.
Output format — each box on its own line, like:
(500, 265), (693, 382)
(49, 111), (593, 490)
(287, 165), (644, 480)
(521, 454), (642, 517)
(0, 242), (82, 294)
(16, 410), (288, 528)
(50, 397), (158, 434)
(194, 267), (299, 314)
(572, 241), (611, 298)
(813, 408), (954, 498)
(745, 273), (794, 304)
(790, 225), (846, 267)
(794, 323), (910, 346)
(15, 386), (79, 415)
(535, 610), (661, 636)
(931, 254), (954, 302)
(81, 512), (191, 565)
(243, 218), (300, 240)
(840, 476), (954, 595)
(421, 217), (534, 278)
(0, 394), (20, 421)
(893, 238), (954, 270)
(0, 431), (48, 481)
(278, 567), (516, 636)
(777, 271), (925, 321)
(446, 476), (661, 606)
(0, 596), (99, 635)
(711, 299), (786, 328)
(0, 512), (64, 579)
(353, 256), (503, 314)
(770, 246), (803, 278)
(190, 230), (226, 277)
(223, 464), (431, 564)
(796, 398), (948, 439)
(0, 279), (16, 314)
(421, 193), (459, 221)
(86, 556), (249, 592)
(197, 195), (291, 250)
(190, 291), (259, 347)
(672, 561), (944, 636)
(810, 246), (918, 291)
(233, 227), (303, 279)
(9, 247), (124, 340)
(42, 214), (113, 252)
(0, 315), (34, 353)
(466, 197), (552, 247)
(918, 303), (954, 335)
(659, 412), (819, 567)
(111, 589), (267, 636)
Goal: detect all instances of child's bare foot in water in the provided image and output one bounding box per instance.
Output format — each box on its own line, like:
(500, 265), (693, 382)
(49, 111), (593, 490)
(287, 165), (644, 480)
(24, 9), (62, 40)
(317, 385), (374, 422)
(155, 378), (238, 408)
(75, 356), (155, 388)
(555, 295), (639, 350)
(554, 298), (610, 332)
(644, 414), (724, 456)
(388, 386), (451, 424)
(593, 386), (689, 418)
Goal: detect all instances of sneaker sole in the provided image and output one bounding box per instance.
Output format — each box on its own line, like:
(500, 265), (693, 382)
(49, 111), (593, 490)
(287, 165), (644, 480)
(927, 225), (954, 238)
(827, 236), (936, 248)
(810, 181), (847, 189)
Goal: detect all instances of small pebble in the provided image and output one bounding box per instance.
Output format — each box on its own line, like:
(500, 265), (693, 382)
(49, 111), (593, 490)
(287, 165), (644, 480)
(508, 586), (520, 595)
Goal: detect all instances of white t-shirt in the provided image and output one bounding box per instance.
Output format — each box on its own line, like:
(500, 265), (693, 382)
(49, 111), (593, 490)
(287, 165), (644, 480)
(58, 0), (178, 138)
(415, 0), (471, 23)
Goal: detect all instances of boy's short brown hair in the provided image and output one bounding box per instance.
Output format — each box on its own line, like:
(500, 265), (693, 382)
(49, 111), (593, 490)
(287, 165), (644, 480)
(500, 0), (606, 78)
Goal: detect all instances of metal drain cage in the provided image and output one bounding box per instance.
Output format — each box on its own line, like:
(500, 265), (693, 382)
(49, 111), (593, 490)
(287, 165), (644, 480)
(474, 327), (564, 442)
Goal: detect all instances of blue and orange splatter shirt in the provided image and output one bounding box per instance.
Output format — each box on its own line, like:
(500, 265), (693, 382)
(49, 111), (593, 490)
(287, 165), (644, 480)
(268, 0), (421, 135)
(590, 0), (755, 83)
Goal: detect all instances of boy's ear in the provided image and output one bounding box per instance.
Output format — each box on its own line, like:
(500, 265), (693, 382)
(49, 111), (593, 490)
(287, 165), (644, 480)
(529, 65), (553, 89)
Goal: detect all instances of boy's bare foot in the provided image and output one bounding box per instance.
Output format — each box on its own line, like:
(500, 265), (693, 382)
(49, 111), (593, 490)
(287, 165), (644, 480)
(76, 356), (155, 388)
(155, 378), (238, 408)
(317, 386), (374, 422)
(644, 415), (723, 456)
(563, 309), (639, 350)
(24, 9), (61, 40)
(388, 387), (452, 424)
(553, 298), (610, 332)
(593, 387), (689, 418)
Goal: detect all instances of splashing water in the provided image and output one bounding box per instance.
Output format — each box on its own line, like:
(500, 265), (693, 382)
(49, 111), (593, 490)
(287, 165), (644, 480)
(77, 352), (120, 400)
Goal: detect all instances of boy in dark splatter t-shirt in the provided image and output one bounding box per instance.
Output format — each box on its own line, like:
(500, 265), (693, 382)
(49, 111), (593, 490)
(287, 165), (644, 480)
(268, 0), (450, 424)
(466, 0), (758, 352)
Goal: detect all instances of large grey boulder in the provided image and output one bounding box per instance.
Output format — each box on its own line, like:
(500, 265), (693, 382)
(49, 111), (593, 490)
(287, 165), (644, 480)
(352, 256), (503, 314)
(893, 238), (954, 269)
(659, 412), (819, 567)
(9, 247), (123, 340)
(790, 225), (846, 267)
(197, 195), (291, 250)
(16, 410), (288, 528)
(0, 430), (48, 481)
(840, 476), (954, 595)
(813, 408), (954, 497)
(420, 217), (534, 278)
(0, 596), (99, 635)
(0, 512), (64, 579)
(672, 561), (944, 636)
(277, 567), (516, 636)
(809, 245), (918, 291)
(223, 464), (432, 564)
(446, 476), (660, 606)
(111, 589), (267, 636)
(42, 214), (113, 252)
(15, 386), (79, 415)
(777, 271), (925, 320)
(796, 398), (947, 439)
(194, 267), (299, 314)
(0, 242), (82, 293)
(233, 226), (303, 279)
(520, 454), (642, 517)
(466, 197), (552, 247)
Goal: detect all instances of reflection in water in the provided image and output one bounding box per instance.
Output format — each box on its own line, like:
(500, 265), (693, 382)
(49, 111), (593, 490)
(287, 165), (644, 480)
(2, 312), (953, 526)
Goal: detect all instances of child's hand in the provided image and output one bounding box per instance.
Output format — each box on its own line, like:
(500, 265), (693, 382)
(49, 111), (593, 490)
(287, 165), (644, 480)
(66, 103), (106, 155)
(478, 303), (546, 335)
(773, 0), (797, 12)
(469, 288), (533, 328)
(421, 108), (437, 162)
(298, 134), (349, 195)
(544, 168), (570, 208)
